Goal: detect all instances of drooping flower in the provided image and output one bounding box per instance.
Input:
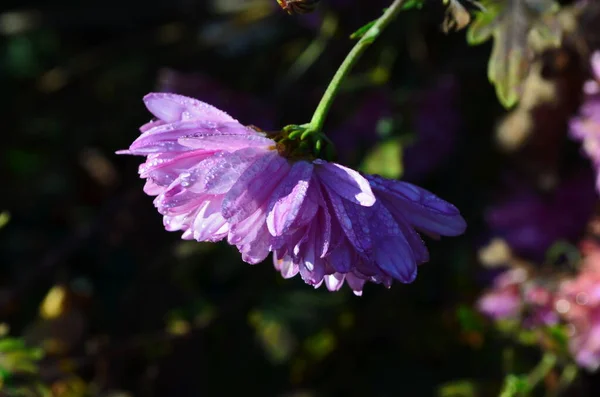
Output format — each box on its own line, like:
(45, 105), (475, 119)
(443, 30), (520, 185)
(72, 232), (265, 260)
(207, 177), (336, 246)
(570, 52), (600, 191)
(557, 250), (600, 371)
(118, 93), (466, 293)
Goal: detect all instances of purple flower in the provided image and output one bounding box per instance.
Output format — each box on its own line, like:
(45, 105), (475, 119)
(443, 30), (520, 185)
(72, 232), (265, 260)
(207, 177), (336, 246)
(570, 52), (600, 191)
(119, 93), (466, 294)
(486, 170), (596, 261)
(402, 76), (461, 181)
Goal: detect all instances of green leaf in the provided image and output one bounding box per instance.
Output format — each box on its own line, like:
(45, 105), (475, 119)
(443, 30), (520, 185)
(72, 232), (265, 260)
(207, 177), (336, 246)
(500, 374), (529, 397)
(350, 20), (377, 40)
(402, 0), (425, 10)
(545, 324), (569, 351)
(466, 0), (561, 108)
(360, 138), (403, 179)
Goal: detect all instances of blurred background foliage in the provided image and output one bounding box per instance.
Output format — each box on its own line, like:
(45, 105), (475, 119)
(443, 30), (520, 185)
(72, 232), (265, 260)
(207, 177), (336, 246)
(2, 0), (600, 395)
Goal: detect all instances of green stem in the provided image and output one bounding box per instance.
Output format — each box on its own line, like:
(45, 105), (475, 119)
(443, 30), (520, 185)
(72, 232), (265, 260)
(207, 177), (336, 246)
(548, 364), (578, 397)
(525, 352), (557, 393)
(306, 0), (406, 134)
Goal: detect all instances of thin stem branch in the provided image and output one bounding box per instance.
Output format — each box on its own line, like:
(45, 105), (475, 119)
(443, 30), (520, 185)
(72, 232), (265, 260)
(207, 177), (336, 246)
(306, 0), (406, 134)
(526, 352), (557, 393)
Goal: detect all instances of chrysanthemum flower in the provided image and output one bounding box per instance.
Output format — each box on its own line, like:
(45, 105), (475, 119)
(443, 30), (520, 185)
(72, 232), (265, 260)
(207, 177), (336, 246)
(119, 93), (466, 294)
(570, 52), (600, 190)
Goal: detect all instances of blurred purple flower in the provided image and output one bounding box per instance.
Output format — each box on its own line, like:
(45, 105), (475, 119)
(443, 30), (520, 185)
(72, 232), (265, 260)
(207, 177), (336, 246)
(570, 52), (600, 191)
(328, 91), (393, 163)
(402, 76), (461, 181)
(486, 171), (596, 261)
(119, 93), (466, 294)
(329, 77), (460, 180)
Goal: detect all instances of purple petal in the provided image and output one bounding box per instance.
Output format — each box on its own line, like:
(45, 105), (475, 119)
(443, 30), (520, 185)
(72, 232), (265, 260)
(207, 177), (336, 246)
(324, 273), (345, 291)
(327, 241), (353, 273)
(368, 175), (466, 236)
(346, 273), (366, 296)
(222, 152), (291, 224)
(196, 148), (264, 194)
(190, 198), (229, 242)
(373, 236), (417, 283)
(315, 160), (375, 206)
(238, 225), (272, 264)
(267, 161), (313, 236)
(274, 252), (300, 279)
(129, 120), (273, 154)
(325, 191), (372, 254)
(144, 93), (238, 123)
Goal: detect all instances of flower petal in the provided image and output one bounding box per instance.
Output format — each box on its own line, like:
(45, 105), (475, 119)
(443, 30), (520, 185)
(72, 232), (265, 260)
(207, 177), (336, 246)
(315, 160), (375, 206)
(222, 152), (290, 224)
(144, 93), (238, 123)
(267, 161), (313, 236)
(368, 175), (466, 236)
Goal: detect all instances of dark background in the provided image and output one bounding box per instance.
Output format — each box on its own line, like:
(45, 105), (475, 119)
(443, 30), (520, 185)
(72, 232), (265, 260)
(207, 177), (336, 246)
(1, 0), (597, 396)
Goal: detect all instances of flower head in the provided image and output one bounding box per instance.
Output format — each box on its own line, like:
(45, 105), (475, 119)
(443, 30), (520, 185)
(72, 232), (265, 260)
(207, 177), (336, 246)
(119, 93), (466, 293)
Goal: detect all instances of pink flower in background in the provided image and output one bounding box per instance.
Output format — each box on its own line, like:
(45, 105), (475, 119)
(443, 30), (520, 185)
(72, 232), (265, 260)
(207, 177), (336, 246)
(119, 93), (466, 293)
(477, 266), (558, 326)
(558, 250), (600, 370)
(522, 283), (559, 327)
(570, 52), (600, 190)
(477, 268), (526, 321)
